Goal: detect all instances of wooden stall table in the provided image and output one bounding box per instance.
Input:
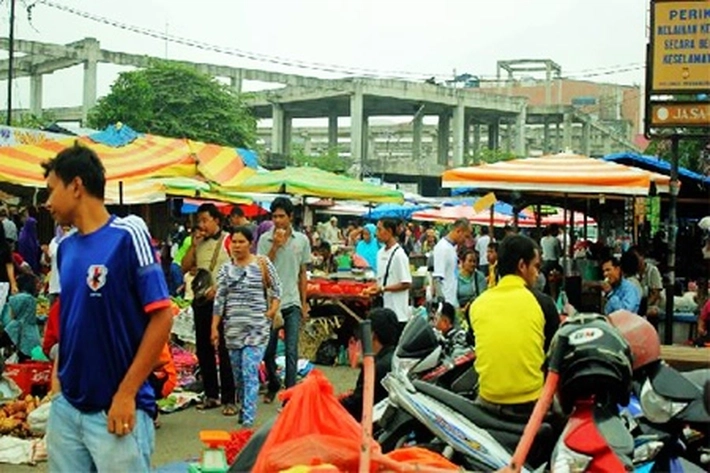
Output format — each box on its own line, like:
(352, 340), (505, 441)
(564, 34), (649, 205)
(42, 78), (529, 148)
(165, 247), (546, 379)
(306, 277), (377, 323)
(661, 345), (710, 371)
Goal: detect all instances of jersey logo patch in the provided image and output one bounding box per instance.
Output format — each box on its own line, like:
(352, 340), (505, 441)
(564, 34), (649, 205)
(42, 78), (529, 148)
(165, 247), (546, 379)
(87, 264), (108, 291)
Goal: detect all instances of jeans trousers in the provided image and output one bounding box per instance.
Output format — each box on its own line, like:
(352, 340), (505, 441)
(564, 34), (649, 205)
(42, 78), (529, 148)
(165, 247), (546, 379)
(263, 305), (301, 393)
(193, 299), (235, 404)
(47, 393), (154, 473)
(229, 345), (266, 426)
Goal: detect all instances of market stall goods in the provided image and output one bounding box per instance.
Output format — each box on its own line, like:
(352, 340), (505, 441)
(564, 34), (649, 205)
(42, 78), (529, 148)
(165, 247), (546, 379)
(0, 394), (48, 438)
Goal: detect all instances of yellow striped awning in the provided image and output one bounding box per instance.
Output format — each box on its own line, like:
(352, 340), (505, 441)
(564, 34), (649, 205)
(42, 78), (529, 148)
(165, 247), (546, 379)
(442, 153), (672, 196)
(0, 135), (198, 188)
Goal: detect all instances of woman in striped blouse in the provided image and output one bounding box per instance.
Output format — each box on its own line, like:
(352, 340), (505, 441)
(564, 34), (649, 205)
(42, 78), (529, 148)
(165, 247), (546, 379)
(211, 226), (282, 427)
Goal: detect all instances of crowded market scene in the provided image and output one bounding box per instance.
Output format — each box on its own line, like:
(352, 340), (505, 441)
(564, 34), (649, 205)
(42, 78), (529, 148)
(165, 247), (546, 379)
(0, 1), (708, 472)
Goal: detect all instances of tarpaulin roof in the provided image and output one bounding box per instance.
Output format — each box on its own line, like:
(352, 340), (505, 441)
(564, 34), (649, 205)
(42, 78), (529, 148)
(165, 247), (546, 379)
(223, 166), (404, 203)
(412, 205), (534, 227)
(442, 153), (672, 196)
(604, 152), (710, 186)
(363, 203), (432, 220)
(0, 124), (260, 205)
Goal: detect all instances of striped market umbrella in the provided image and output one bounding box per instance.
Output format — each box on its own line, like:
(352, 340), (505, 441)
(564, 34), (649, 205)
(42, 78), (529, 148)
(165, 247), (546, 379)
(442, 153), (672, 196)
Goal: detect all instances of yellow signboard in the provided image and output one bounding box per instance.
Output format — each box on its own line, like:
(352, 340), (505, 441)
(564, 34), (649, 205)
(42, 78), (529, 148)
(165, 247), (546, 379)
(650, 102), (710, 126)
(650, 0), (710, 93)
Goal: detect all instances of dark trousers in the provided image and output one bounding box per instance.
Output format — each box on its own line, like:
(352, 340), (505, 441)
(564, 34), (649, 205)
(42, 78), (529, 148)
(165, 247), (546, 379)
(264, 305), (301, 394)
(193, 300), (235, 404)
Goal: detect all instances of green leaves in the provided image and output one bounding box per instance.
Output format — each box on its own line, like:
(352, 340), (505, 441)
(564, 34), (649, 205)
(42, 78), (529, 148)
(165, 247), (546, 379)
(87, 61), (256, 148)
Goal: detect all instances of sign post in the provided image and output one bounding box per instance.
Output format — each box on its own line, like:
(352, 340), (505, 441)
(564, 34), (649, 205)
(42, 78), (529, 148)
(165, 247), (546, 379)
(646, 0), (709, 344)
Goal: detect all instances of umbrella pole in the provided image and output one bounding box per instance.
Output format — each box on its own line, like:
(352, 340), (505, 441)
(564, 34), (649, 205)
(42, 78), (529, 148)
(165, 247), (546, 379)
(583, 199), (589, 241)
(489, 205), (494, 237)
(119, 181), (124, 213)
(358, 320), (374, 473)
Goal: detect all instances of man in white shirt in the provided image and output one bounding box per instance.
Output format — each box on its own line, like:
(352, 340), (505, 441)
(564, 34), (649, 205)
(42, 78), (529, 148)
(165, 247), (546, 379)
(433, 218), (472, 308)
(365, 218), (412, 328)
(475, 226), (491, 276)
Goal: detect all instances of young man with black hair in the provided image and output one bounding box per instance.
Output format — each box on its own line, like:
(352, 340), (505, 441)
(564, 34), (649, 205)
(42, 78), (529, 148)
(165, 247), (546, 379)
(432, 218), (472, 307)
(180, 203), (236, 415)
(341, 307), (400, 421)
(258, 197), (312, 403)
(42, 144), (173, 471)
(469, 234), (559, 416)
(364, 218), (412, 328)
(228, 206), (256, 234)
(436, 301), (470, 354)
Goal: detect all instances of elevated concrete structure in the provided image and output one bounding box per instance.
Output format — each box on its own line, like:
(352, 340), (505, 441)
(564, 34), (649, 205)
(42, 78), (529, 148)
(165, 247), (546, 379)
(0, 38), (640, 194)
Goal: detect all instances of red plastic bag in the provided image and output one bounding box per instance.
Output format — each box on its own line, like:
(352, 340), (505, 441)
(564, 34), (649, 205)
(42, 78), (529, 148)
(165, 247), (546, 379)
(252, 370), (379, 472)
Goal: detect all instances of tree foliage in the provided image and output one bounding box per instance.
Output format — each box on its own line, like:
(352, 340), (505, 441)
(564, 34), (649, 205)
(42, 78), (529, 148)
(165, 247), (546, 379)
(87, 61), (256, 148)
(645, 136), (708, 175)
(469, 147), (517, 165)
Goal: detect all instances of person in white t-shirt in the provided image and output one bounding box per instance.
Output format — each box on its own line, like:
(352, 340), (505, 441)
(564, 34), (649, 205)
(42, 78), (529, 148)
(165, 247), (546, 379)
(475, 226), (491, 276)
(42, 225), (74, 305)
(432, 218), (472, 308)
(364, 218), (412, 328)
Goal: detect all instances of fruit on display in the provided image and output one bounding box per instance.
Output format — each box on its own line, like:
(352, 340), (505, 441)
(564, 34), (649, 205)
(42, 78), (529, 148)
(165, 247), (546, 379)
(0, 394), (49, 438)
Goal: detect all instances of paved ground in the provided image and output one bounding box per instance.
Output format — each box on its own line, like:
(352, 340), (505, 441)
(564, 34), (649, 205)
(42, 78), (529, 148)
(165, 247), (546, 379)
(5, 365), (359, 473)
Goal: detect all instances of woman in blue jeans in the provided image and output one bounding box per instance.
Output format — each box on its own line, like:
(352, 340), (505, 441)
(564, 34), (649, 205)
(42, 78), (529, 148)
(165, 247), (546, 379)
(211, 226), (281, 427)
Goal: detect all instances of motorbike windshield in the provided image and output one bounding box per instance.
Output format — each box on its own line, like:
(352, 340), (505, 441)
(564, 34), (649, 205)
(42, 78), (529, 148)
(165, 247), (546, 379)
(396, 315), (439, 359)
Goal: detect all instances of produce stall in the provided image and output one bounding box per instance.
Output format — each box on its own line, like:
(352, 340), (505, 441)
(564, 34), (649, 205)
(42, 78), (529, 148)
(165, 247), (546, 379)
(306, 278), (377, 323)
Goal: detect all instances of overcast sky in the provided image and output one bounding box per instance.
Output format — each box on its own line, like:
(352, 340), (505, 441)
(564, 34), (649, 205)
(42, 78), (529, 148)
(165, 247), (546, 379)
(0, 0), (649, 111)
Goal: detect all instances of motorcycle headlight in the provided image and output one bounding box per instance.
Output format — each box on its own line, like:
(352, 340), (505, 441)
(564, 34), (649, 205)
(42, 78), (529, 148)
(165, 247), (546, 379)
(551, 441), (592, 473)
(639, 379), (688, 424)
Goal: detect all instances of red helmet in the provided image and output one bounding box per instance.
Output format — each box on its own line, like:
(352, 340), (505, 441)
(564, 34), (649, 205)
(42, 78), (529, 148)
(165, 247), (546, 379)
(607, 310), (661, 371)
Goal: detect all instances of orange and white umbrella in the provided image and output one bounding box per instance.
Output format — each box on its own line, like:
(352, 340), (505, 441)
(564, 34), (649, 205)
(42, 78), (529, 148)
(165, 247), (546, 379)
(442, 153), (671, 196)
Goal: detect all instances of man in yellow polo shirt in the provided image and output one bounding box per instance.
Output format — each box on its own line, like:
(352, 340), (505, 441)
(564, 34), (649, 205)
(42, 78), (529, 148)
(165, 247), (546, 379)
(469, 234), (559, 417)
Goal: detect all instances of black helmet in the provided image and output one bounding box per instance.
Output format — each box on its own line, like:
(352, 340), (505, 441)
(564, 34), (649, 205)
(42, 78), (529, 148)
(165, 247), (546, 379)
(548, 313), (633, 413)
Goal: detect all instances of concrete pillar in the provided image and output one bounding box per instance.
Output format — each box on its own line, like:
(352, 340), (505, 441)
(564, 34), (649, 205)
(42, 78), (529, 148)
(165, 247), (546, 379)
(271, 104), (285, 154)
(581, 121), (591, 157)
(412, 113), (423, 161)
(555, 121), (561, 152)
(515, 107), (527, 156)
(437, 112), (450, 166)
(82, 39), (100, 124)
(603, 137), (612, 156)
(303, 132), (312, 156)
(30, 74), (42, 116)
(542, 119), (551, 154)
(488, 121), (500, 150)
(463, 120), (471, 164)
(82, 58), (98, 123)
(505, 123), (513, 153)
(362, 117), (370, 161)
(452, 101), (465, 167)
(350, 87), (364, 177)
(283, 113), (292, 157)
(563, 113), (573, 152)
(328, 114), (338, 151)
(472, 124), (481, 163)
(230, 70), (243, 94)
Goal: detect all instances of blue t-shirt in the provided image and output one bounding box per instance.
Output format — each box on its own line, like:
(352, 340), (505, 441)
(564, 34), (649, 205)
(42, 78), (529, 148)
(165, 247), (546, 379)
(57, 215), (170, 415)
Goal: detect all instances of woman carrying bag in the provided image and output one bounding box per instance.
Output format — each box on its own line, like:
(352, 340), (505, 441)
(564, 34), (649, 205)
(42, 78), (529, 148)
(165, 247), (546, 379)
(211, 226), (282, 427)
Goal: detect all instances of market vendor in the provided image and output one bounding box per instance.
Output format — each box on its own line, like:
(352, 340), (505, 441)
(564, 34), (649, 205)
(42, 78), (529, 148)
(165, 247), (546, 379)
(601, 256), (641, 315)
(340, 308), (399, 421)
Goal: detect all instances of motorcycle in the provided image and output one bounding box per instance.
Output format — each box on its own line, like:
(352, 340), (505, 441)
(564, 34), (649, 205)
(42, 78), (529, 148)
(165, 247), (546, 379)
(377, 315), (554, 471)
(545, 311), (709, 472)
(372, 315), (477, 426)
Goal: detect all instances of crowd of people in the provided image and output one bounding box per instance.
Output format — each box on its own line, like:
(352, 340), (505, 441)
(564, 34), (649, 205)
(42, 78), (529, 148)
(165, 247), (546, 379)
(0, 142), (706, 472)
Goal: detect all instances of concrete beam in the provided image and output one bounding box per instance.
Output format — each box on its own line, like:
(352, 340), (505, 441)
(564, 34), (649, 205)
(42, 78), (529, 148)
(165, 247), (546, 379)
(245, 86), (351, 109)
(437, 112), (450, 166)
(10, 106), (83, 121)
(328, 114), (338, 150)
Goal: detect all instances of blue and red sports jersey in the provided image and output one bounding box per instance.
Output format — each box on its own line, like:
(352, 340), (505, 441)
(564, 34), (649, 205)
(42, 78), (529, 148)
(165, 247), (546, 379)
(57, 215), (170, 415)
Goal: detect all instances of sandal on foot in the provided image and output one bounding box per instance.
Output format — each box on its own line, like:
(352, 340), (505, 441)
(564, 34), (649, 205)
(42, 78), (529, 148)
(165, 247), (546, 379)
(222, 404), (238, 416)
(196, 398), (220, 411)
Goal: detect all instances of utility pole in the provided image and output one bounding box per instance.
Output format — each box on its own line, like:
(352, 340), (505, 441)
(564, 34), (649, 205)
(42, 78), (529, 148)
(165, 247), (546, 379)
(6, 0), (16, 126)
